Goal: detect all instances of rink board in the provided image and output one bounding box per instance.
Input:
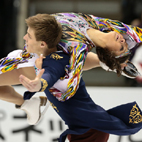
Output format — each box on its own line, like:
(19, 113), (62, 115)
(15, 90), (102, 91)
(0, 86), (142, 142)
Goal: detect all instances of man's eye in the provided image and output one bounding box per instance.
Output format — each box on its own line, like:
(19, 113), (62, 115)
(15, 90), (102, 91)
(28, 35), (31, 39)
(27, 33), (31, 39)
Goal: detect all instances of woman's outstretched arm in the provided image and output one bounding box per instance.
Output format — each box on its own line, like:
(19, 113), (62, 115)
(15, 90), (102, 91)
(83, 52), (100, 71)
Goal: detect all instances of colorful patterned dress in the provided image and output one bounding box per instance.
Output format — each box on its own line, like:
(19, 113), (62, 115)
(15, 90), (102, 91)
(49, 13), (142, 102)
(0, 45), (38, 74)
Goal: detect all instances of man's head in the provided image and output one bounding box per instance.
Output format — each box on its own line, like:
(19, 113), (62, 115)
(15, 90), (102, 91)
(23, 14), (62, 55)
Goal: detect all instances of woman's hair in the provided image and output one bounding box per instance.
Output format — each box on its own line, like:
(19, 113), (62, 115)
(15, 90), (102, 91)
(25, 14), (62, 49)
(96, 46), (130, 76)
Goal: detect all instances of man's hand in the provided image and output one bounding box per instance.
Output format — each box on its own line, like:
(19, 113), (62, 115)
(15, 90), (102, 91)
(19, 54), (45, 92)
(19, 69), (45, 92)
(19, 54), (44, 92)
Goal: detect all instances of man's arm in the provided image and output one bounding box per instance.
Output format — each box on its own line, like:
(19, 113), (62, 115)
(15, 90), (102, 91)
(83, 52), (100, 71)
(19, 53), (69, 92)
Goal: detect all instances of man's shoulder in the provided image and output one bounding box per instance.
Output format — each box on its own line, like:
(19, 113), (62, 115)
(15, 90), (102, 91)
(43, 51), (69, 67)
(50, 51), (68, 59)
(47, 51), (69, 61)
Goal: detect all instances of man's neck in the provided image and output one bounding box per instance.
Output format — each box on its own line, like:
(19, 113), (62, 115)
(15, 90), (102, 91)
(44, 47), (57, 57)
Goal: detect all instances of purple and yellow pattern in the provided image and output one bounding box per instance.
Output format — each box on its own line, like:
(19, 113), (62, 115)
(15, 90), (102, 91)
(50, 13), (142, 101)
(0, 45), (33, 74)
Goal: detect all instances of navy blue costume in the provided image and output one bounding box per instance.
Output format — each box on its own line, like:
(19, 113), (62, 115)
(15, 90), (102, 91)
(24, 51), (142, 142)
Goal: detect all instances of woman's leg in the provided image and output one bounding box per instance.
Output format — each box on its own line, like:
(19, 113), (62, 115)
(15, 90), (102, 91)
(0, 67), (36, 105)
(0, 85), (24, 105)
(0, 85), (48, 125)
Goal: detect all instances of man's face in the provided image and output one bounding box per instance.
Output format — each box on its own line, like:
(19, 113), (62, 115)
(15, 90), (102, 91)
(23, 27), (41, 54)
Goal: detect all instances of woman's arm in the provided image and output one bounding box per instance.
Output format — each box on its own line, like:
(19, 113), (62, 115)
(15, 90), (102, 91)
(83, 52), (100, 71)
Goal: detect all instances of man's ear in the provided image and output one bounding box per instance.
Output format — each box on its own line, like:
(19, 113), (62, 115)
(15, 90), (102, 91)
(40, 41), (47, 48)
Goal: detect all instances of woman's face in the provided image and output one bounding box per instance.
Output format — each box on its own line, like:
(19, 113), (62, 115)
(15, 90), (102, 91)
(105, 31), (129, 57)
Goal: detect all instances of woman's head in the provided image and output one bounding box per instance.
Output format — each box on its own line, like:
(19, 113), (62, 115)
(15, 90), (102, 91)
(88, 29), (129, 56)
(96, 46), (131, 76)
(94, 30), (131, 76)
(104, 31), (128, 56)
